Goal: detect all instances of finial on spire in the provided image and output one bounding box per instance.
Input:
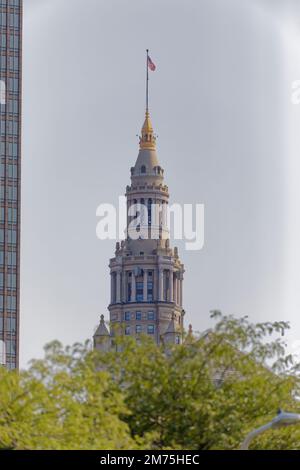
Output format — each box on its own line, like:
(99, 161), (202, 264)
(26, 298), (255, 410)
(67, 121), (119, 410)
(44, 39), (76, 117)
(140, 50), (157, 150)
(146, 49), (149, 113)
(185, 324), (194, 345)
(140, 110), (156, 150)
(140, 49), (156, 149)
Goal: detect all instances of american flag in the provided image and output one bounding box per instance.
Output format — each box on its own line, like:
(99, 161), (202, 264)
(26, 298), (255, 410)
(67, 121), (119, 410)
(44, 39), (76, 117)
(147, 55), (156, 72)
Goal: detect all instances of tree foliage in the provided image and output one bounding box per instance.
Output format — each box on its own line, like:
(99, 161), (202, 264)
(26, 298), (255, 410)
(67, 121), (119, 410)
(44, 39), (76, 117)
(0, 312), (300, 450)
(0, 341), (139, 450)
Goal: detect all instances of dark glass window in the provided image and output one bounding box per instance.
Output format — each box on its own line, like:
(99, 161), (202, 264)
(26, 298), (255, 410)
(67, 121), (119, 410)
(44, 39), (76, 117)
(147, 281), (153, 302)
(127, 282), (132, 302)
(7, 274), (16, 288)
(147, 325), (155, 335)
(148, 311), (155, 321)
(6, 316), (16, 334)
(124, 312), (131, 321)
(6, 295), (16, 312)
(6, 338), (16, 355)
(136, 282), (143, 302)
(136, 325), (142, 334)
(148, 199), (152, 225)
(136, 311), (142, 321)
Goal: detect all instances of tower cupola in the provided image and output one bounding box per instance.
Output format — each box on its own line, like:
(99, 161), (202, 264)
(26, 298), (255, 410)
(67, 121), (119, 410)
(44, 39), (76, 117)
(140, 110), (156, 150)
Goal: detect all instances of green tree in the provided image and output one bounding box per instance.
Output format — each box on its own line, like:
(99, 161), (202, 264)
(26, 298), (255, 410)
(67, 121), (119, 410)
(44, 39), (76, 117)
(99, 312), (300, 450)
(0, 341), (141, 450)
(0, 312), (299, 450)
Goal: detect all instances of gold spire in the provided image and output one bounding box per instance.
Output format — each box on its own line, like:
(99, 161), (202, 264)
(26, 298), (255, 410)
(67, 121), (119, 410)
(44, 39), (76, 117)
(140, 110), (156, 150)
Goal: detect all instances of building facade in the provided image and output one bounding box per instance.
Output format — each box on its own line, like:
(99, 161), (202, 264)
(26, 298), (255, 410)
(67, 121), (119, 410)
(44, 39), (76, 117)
(0, 0), (22, 369)
(94, 107), (185, 351)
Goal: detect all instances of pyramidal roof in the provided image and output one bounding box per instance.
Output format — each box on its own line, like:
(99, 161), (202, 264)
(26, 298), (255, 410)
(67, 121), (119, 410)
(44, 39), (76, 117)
(94, 315), (109, 337)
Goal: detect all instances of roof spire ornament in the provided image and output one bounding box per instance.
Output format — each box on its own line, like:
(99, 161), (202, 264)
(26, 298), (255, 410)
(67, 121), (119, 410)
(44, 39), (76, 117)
(140, 110), (156, 150)
(140, 50), (157, 150)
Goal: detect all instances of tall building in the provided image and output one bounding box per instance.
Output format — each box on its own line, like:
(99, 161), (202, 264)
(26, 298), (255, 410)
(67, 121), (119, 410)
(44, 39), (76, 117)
(94, 93), (185, 351)
(0, 0), (22, 369)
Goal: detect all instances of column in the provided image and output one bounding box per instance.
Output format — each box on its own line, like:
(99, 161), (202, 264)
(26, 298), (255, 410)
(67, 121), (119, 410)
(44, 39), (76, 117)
(162, 202), (166, 238)
(122, 270), (127, 303)
(116, 269), (121, 304)
(153, 268), (157, 301)
(110, 272), (114, 304)
(131, 272), (136, 302)
(169, 269), (173, 303)
(127, 198), (131, 237)
(152, 197), (159, 240)
(143, 269), (148, 302)
(180, 278), (183, 307)
(174, 274), (177, 305)
(158, 267), (164, 301)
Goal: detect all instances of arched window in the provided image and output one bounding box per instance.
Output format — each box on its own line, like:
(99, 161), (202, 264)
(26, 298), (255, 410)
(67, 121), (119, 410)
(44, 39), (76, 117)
(141, 165), (146, 174)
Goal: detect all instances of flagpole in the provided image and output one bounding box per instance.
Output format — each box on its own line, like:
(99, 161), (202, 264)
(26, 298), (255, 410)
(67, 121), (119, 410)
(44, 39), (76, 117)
(146, 49), (149, 112)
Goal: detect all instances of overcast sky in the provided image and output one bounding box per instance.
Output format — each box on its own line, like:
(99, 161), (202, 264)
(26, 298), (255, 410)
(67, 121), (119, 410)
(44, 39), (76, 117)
(21, 0), (300, 368)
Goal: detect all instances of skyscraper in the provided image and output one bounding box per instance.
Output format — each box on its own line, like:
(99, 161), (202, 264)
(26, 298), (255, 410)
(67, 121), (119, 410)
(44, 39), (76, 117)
(0, 0), (22, 369)
(94, 62), (185, 350)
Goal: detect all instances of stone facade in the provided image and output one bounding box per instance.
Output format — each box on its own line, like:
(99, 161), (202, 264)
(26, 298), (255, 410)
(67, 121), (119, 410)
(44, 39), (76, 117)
(94, 108), (185, 351)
